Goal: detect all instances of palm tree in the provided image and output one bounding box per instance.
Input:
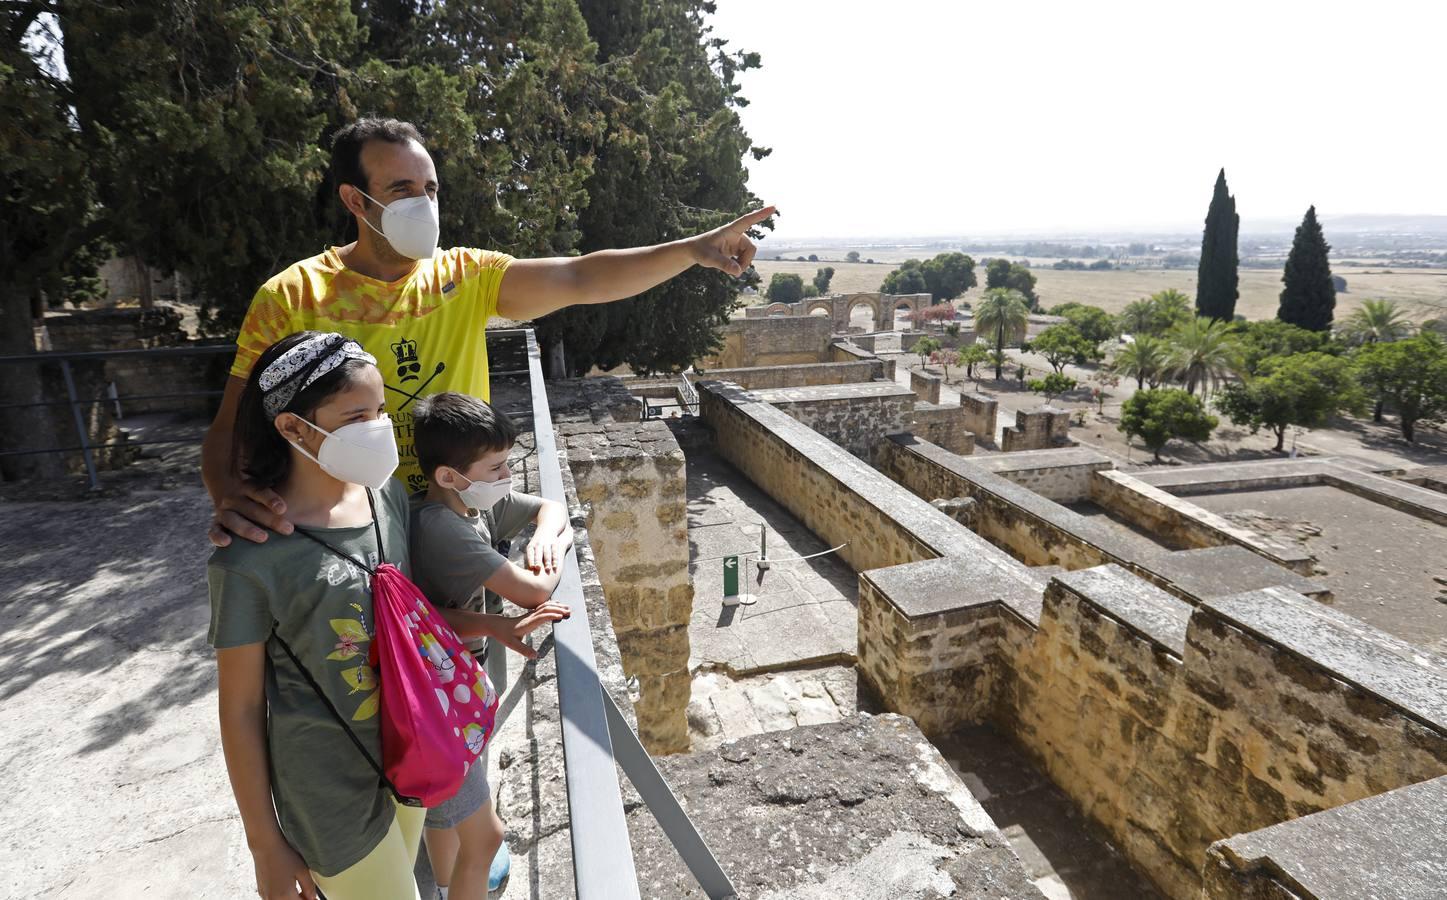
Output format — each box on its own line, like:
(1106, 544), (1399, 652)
(1166, 316), (1239, 397)
(1340, 298), (1413, 347)
(1152, 289), (1193, 327)
(1341, 299), (1414, 420)
(1118, 298), (1156, 336)
(974, 288), (1031, 379)
(1111, 334), (1170, 390)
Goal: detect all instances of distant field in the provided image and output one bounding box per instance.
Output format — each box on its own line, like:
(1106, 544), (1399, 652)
(750, 258), (1447, 323)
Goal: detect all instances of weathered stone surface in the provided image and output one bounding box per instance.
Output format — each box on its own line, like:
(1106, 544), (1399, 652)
(742, 291), (930, 334)
(1051, 565), (1192, 655)
(966, 447), (1114, 503)
(911, 401), (976, 456)
(1205, 587), (1447, 728)
(1090, 469), (1316, 574)
(1148, 546), (1329, 603)
(1001, 407), (1072, 452)
(1203, 774), (1447, 899)
(910, 368), (943, 404)
(625, 714), (1043, 899)
(558, 393), (693, 754)
(750, 381), (915, 462)
(698, 315), (836, 369)
(694, 359), (884, 391)
(1134, 457), (1447, 526)
(959, 392), (999, 442)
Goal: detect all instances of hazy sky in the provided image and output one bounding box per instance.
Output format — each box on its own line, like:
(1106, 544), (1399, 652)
(707, 0), (1447, 241)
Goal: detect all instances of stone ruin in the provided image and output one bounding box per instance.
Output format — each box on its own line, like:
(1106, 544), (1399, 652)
(579, 334), (1447, 897)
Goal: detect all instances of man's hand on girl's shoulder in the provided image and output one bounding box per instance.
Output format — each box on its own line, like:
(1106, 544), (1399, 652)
(209, 480), (293, 548)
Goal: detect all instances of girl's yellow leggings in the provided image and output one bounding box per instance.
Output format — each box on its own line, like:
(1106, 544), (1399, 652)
(313, 802), (426, 900)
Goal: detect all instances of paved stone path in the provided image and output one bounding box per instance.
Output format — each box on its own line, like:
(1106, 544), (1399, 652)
(685, 450), (858, 676)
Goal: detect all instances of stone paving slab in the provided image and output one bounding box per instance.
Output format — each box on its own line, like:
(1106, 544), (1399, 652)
(1207, 774), (1447, 899)
(686, 451), (859, 676)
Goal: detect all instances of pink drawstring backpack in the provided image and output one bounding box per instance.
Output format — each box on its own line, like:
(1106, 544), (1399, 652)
(273, 488), (500, 808)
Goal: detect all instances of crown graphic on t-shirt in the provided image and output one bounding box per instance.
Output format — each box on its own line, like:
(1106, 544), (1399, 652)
(391, 337), (422, 382)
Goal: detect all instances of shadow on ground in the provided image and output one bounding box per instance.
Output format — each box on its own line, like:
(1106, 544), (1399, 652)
(0, 486), (216, 748)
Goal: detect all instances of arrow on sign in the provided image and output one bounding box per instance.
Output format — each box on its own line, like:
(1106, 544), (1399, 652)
(724, 558), (736, 569)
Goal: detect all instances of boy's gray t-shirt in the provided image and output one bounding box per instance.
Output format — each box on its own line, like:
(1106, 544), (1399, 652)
(409, 490), (544, 653)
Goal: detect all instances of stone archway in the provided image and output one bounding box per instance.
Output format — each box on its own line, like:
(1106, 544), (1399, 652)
(888, 293), (931, 331)
(842, 293), (881, 333)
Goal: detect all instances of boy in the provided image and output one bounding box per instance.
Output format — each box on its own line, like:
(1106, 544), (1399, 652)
(410, 391), (574, 899)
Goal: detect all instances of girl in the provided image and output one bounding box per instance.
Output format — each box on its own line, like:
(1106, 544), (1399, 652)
(208, 330), (420, 899)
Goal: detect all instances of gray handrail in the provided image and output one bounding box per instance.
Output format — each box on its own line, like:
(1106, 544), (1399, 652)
(522, 330), (644, 899)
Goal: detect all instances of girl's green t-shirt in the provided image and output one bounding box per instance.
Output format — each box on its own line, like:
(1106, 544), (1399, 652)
(207, 478), (410, 877)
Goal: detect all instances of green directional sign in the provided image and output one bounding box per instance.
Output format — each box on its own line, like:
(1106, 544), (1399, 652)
(723, 555), (739, 597)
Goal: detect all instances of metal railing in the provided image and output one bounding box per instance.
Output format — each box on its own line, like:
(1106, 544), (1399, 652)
(0, 343), (233, 489)
(679, 372), (701, 416)
(449, 330), (739, 899)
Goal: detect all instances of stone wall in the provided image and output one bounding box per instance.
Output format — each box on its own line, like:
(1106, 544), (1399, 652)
(959, 393), (998, 442)
(877, 434), (1150, 571)
(1090, 469), (1316, 574)
(556, 416), (692, 754)
(1010, 570), (1447, 898)
(1134, 457), (1447, 528)
(877, 435), (1326, 603)
(696, 380), (1009, 575)
(44, 306), (228, 417)
(698, 316), (835, 369)
(911, 402), (975, 456)
(909, 369), (942, 404)
(694, 360), (883, 391)
(1202, 773), (1447, 899)
(965, 447), (1113, 503)
(828, 340), (897, 380)
(861, 555), (1447, 899)
(1000, 406), (1072, 452)
(748, 382), (914, 462)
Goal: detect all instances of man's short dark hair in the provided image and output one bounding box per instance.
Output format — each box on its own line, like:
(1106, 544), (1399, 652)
(413, 392), (519, 480)
(330, 117), (425, 199)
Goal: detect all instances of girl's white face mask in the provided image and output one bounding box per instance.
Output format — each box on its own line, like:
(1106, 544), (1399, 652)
(356, 189), (440, 260)
(293, 415), (399, 490)
(453, 472), (512, 512)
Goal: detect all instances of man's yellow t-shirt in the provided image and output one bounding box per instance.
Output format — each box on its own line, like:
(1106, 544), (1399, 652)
(231, 246), (514, 491)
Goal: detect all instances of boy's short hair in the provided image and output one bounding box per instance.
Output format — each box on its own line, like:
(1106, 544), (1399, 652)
(413, 392), (518, 479)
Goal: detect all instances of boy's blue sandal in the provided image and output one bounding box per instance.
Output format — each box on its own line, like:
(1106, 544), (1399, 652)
(489, 841), (511, 893)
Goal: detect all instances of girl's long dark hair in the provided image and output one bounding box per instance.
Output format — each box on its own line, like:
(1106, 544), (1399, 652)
(233, 331), (374, 489)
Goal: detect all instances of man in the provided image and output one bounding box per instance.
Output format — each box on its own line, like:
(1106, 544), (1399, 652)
(204, 117), (771, 546)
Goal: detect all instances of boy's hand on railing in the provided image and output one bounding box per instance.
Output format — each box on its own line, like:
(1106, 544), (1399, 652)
(209, 480), (292, 547)
(494, 601), (572, 659)
(524, 532), (574, 574)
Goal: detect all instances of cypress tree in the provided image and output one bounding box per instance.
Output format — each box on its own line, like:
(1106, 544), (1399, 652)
(1196, 168), (1239, 321)
(1277, 206), (1337, 332)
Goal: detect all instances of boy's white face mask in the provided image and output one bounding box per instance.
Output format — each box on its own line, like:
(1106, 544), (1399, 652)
(453, 472), (511, 511)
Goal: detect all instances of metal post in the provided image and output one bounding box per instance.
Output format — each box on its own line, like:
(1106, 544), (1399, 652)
(757, 521), (769, 571)
(107, 381), (123, 419)
(604, 692), (739, 899)
(60, 359), (100, 490)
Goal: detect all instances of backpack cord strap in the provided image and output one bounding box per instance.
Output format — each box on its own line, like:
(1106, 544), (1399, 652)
(291, 487), (387, 574)
(270, 627), (420, 807)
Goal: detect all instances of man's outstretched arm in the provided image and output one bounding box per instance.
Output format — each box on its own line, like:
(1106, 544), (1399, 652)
(495, 206), (774, 322)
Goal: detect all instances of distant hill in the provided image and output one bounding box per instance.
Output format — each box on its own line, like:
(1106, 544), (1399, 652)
(1246, 214), (1447, 236)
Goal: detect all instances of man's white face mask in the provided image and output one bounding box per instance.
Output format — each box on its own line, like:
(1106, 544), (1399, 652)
(355, 188), (440, 260)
